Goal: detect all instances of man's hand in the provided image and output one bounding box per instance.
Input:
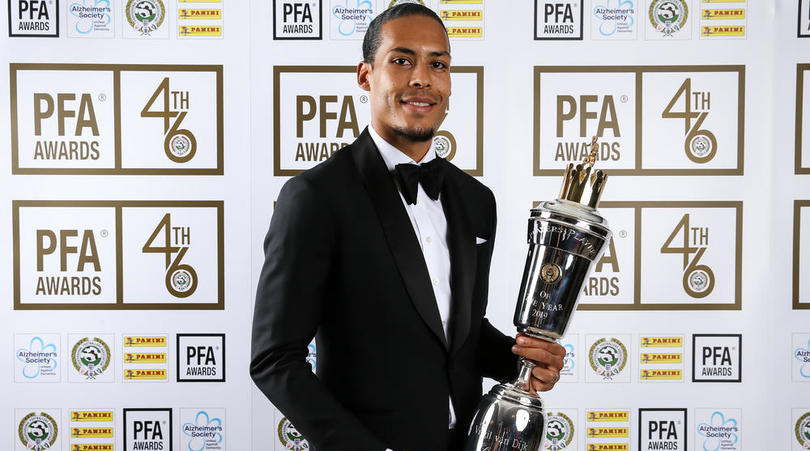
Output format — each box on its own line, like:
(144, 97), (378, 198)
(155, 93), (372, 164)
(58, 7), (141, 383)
(511, 333), (566, 393)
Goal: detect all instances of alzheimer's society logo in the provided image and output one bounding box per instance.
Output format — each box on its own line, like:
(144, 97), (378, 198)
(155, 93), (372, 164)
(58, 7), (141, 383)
(69, 0), (114, 37)
(331, 0), (374, 39)
(15, 335), (59, 382)
(592, 0), (636, 39)
(794, 334), (810, 381)
(182, 409), (224, 450)
(697, 411), (739, 451)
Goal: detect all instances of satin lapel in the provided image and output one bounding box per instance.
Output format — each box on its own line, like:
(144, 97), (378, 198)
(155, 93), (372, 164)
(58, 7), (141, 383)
(351, 129), (449, 350)
(440, 163), (476, 356)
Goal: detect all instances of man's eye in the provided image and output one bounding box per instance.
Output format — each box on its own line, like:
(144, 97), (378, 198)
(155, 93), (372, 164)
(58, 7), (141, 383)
(432, 61), (448, 69)
(393, 58), (411, 65)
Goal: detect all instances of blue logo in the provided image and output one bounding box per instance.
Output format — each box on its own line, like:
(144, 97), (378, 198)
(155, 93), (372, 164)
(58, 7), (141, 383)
(562, 343), (575, 372)
(332, 0), (374, 37)
(697, 411), (739, 451)
(69, 0), (113, 35)
(592, 0), (635, 37)
(795, 338), (810, 379)
(307, 342), (317, 372)
(182, 410), (224, 451)
(16, 336), (58, 379)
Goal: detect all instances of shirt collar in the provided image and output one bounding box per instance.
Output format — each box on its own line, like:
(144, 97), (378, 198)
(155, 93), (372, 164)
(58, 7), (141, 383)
(368, 124), (436, 173)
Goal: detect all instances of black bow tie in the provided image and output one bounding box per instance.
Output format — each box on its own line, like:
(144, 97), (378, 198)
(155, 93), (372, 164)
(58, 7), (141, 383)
(394, 158), (445, 205)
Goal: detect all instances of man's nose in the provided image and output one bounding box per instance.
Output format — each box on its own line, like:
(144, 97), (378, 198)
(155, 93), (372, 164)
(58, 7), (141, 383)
(409, 61), (431, 88)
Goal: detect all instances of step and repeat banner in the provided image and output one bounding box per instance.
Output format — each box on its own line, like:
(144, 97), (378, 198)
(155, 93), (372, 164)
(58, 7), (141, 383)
(2, 0), (809, 450)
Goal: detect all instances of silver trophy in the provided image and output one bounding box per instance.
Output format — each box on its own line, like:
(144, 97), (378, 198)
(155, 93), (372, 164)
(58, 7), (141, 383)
(465, 137), (612, 451)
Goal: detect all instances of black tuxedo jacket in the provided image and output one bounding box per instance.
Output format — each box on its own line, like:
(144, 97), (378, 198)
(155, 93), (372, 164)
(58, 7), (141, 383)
(250, 128), (518, 451)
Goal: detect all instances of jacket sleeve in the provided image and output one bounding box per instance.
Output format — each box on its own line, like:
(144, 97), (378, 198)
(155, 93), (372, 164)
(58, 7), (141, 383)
(477, 188), (519, 383)
(250, 176), (388, 451)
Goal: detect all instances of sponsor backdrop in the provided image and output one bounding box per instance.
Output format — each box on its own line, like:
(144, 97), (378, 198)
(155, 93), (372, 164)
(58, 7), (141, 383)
(1, 0), (808, 450)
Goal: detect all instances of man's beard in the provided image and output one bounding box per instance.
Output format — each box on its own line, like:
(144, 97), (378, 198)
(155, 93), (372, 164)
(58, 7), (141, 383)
(392, 125), (435, 142)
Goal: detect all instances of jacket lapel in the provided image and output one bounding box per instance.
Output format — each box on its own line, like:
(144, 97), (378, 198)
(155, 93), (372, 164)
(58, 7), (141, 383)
(350, 128), (449, 350)
(439, 163), (476, 356)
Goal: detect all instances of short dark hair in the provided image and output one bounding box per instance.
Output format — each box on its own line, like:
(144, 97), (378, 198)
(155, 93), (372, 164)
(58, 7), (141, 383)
(362, 3), (448, 66)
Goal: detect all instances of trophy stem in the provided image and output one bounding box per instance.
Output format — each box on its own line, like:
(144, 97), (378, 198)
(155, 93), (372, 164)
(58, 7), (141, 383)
(513, 357), (536, 392)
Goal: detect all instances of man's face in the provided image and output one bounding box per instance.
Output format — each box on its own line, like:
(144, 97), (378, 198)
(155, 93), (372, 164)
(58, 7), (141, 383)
(358, 15), (451, 143)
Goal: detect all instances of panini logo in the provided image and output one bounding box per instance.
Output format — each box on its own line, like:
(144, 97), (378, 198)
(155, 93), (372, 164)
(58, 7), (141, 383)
(13, 200), (224, 310)
(575, 202), (742, 310)
(702, 25), (745, 36)
(125, 353), (167, 363)
(534, 66), (744, 176)
(71, 427), (113, 438)
(440, 10), (482, 20)
(125, 369), (167, 379)
(125, 336), (167, 346)
(179, 8), (221, 19)
(587, 427), (629, 438)
(640, 353), (682, 363)
(641, 369), (682, 379)
(641, 337), (683, 347)
(447, 26), (482, 37)
(274, 66), (483, 176)
(72, 445), (114, 451)
(10, 63), (223, 175)
(588, 411), (629, 421)
(179, 25), (222, 36)
(71, 411), (113, 421)
(588, 445), (628, 451)
(702, 9), (744, 19)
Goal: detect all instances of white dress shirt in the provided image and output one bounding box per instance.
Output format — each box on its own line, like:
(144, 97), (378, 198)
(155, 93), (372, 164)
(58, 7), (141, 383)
(368, 125), (457, 430)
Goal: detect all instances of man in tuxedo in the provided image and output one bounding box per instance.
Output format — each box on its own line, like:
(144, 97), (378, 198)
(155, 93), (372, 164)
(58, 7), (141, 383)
(250, 4), (566, 451)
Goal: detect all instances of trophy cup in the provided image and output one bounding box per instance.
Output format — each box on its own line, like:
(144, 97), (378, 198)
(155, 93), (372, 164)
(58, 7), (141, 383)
(465, 137), (612, 451)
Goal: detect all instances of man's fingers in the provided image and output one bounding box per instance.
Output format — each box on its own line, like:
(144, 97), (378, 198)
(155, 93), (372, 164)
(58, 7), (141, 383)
(511, 344), (565, 371)
(516, 334), (567, 357)
(531, 365), (559, 384)
(531, 378), (556, 392)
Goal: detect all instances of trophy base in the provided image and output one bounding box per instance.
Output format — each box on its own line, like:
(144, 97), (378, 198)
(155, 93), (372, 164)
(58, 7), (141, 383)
(464, 383), (546, 451)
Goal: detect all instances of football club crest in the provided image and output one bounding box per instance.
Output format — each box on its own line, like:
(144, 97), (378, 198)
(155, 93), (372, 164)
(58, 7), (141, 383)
(649, 0), (688, 36)
(278, 417), (309, 450)
(796, 412), (810, 449)
(18, 412), (59, 451)
(126, 0), (165, 36)
(545, 411), (575, 450)
(72, 337), (111, 379)
(589, 338), (627, 380)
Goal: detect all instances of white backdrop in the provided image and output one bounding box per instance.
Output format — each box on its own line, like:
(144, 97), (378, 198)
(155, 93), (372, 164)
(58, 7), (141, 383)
(2, 0), (810, 450)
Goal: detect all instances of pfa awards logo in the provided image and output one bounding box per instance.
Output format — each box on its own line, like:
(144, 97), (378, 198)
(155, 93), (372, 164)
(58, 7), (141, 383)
(794, 333), (810, 382)
(273, 66), (483, 176)
(181, 409), (225, 450)
(798, 66), (810, 174)
(70, 335), (113, 382)
(10, 64), (223, 174)
(176, 334), (225, 382)
(16, 410), (60, 451)
(13, 201), (224, 309)
(800, 1), (810, 38)
(8, 0), (59, 37)
(692, 334), (742, 382)
(575, 201), (741, 310)
(796, 201), (810, 308)
(794, 410), (810, 451)
(695, 408), (740, 451)
(68, 0), (114, 38)
(15, 334), (60, 382)
(592, 0), (636, 40)
(638, 409), (686, 451)
(274, 0), (322, 39)
(545, 410), (576, 450)
(124, 408), (172, 451)
(587, 335), (629, 382)
(646, 0), (689, 39)
(278, 417), (309, 450)
(124, 0), (167, 38)
(534, 66), (743, 176)
(534, 0), (583, 40)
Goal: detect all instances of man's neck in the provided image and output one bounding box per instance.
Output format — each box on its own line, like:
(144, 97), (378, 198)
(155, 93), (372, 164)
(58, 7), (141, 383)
(371, 120), (432, 163)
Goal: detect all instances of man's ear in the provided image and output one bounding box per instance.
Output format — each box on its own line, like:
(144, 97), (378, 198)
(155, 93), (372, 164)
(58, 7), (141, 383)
(357, 61), (372, 92)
